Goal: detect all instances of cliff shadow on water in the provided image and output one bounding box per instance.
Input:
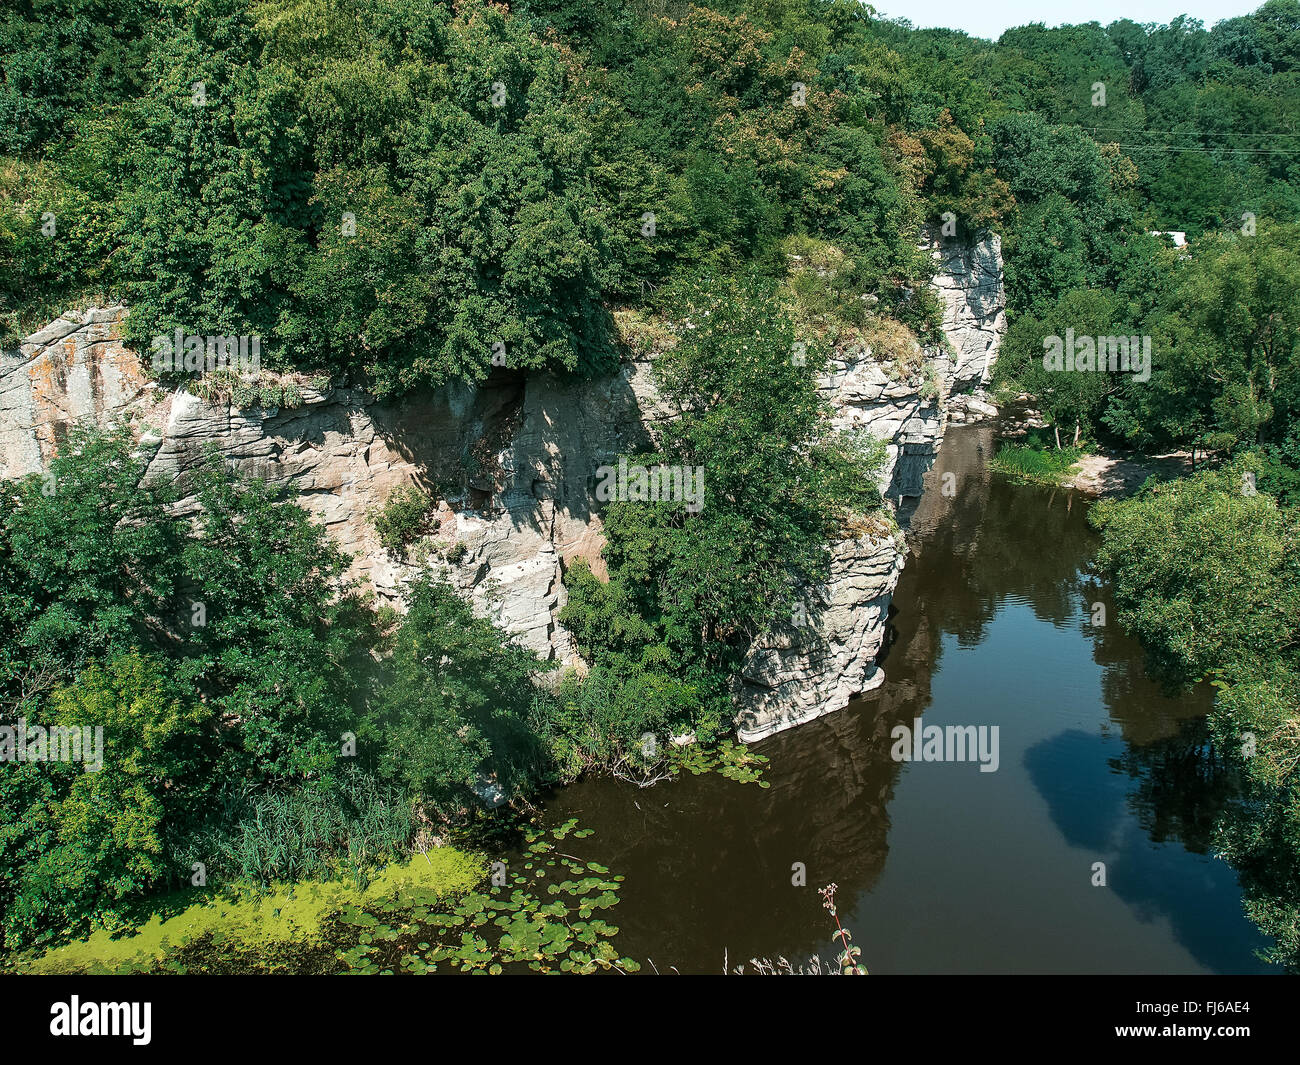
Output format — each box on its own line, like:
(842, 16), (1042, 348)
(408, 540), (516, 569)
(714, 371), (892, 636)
(531, 422), (1278, 975)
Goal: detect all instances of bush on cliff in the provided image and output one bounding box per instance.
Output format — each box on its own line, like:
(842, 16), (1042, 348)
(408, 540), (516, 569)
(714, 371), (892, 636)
(560, 274), (888, 750)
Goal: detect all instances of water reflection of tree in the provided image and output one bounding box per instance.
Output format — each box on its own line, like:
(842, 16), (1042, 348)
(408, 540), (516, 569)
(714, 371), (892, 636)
(1025, 723), (1271, 971)
(540, 425), (1277, 972)
(533, 695), (912, 973)
(1214, 787), (1300, 973)
(900, 424), (1103, 652)
(930, 427), (1269, 969)
(1085, 510), (1273, 967)
(1114, 723), (1291, 972)
(1111, 719), (1237, 855)
(1091, 613), (1215, 747)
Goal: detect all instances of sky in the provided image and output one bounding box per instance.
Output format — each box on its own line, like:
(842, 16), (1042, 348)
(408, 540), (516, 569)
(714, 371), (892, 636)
(873, 1), (1262, 42)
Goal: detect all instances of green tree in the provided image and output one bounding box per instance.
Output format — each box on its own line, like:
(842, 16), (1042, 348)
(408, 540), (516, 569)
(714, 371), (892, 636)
(3, 652), (213, 945)
(0, 0), (151, 154)
(1091, 459), (1300, 683)
(995, 287), (1128, 446)
(369, 577), (545, 815)
(1116, 224), (1300, 456)
(176, 450), (374, 782)
(0, 424), (182, 715)
(1208, 662), (1300, 970)
(561, 273), (886, 750)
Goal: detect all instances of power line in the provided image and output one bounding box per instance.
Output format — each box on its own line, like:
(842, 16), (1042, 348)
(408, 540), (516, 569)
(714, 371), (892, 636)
(1082, 126), (1300, 138)
(1111, 142), (1300, 154)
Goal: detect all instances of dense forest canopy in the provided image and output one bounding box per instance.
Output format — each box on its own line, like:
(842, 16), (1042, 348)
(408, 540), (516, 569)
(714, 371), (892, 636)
(3, 0), (1300, 972)
(5, 0), (1300, 394)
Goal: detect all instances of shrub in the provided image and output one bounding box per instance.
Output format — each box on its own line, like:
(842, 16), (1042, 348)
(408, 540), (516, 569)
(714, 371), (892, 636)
(368, 578), (548, 816)
(533, 665), (717, 780)
(12, 848), (485, 975)
(1090, 459), (1300, 682)
(369, 486), (433, 556)
(989, 443), (1083, 485)
(1, 652), (213, 948)
(175, 768), (416, 890)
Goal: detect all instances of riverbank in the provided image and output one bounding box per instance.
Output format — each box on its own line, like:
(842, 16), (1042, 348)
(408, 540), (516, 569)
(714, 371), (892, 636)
(990, 438), (1196, 497)
(1062, 449), (1196, 496)
(5, 818), (644, 975)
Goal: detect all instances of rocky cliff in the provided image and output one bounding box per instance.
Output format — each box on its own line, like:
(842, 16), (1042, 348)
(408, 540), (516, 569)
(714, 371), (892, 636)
(733, 232), (1005, 739)
(0, 232), (1005, 742)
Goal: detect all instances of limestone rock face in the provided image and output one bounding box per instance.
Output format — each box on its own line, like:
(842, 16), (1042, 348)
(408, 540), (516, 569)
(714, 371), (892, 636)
(0, 233), (1006, 742)
(1, 305), (164, 477)
(422, 362), (662, 662)
(732, 230), (1005, 741)
(928, 231), (1006, 393)
(812, 232), (1005, 502)
(734, 533), (905, 742)
(2, 308), (659, 665)
(816, 356), (946, 503)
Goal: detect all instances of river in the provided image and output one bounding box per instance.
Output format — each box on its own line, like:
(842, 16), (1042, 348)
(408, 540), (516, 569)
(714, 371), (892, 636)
(531, 421), (1278, 974)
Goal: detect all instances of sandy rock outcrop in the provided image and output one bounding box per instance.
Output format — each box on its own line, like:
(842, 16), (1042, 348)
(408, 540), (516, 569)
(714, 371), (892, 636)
(929, 231), (1006, 394)
(0, 305), (164, 475)
(1, 233), (1005, 742)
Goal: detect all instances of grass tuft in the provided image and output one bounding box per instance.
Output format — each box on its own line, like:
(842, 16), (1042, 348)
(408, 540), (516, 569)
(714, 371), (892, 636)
(989, 443), (1082, 486)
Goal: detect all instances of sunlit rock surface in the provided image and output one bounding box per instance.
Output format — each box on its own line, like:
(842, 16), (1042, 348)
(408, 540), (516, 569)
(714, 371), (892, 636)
(734, 230), (1005, 741)
(0, 233), (1005, 740)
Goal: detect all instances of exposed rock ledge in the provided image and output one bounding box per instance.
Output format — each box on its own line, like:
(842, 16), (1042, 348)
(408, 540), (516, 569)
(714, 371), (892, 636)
(0, 233), (1004, 742)
(734, 232), (1005, 740)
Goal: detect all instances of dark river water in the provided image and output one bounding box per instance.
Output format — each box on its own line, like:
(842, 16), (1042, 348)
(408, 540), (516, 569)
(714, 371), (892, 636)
(534, 422), (1278, 974)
